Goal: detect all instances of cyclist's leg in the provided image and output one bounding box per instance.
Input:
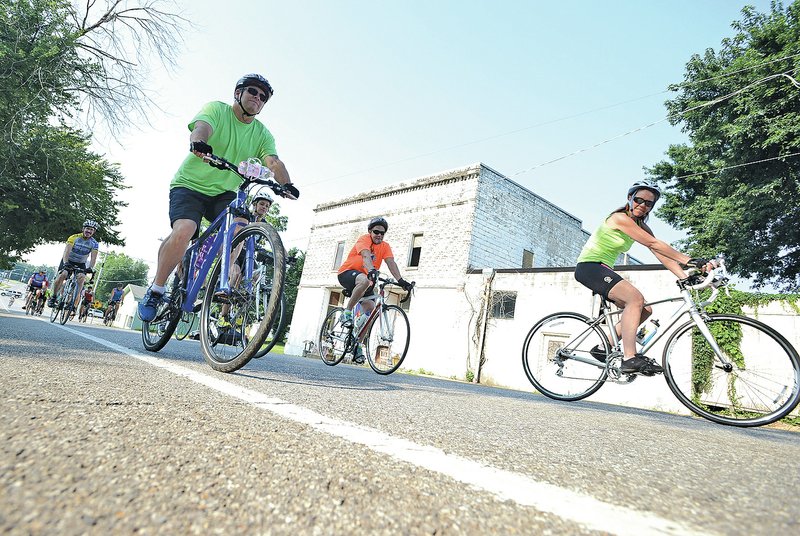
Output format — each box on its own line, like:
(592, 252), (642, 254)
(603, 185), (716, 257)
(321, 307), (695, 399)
(72, 273), (86, 311)
(50, 264), (68, 303)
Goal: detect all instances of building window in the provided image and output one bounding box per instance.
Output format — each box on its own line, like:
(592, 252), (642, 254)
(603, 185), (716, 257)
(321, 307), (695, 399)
(399, 291), (412, 312)
(490, 291), (516, 319)
(333, 242), (345, 270)
(327, 290), (342, 316)
(409, 233), (423, 267)
(522, 249), (534, 269)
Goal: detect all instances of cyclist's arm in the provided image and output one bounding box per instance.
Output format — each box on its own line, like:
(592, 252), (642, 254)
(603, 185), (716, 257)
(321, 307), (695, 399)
(360, 249), (376, 273)
(61, 243), (74, 265)
(608, 213), (691, 266)
(190, 120), (213, 158)
(383, 257), (404, 282)
(88, 249), (98, 270)
(263, 155), (291, 186)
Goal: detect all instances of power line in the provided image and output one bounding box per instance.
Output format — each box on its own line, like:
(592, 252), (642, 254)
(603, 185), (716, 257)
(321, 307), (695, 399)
(674, 151), (800, 179)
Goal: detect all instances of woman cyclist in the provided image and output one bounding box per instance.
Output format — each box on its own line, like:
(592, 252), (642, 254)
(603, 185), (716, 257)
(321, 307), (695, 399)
(574, 180), (714, 374)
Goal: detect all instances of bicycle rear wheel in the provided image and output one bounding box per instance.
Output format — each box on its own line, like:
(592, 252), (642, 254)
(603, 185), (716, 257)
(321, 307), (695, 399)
(253, 292), (286, 358)
(142, 274), (182, 352)
(663, 314), (800, 427)
(522, 312), (610, 401)
(365, 305), (410, 375)
(318, 307), (350, 366)
(200, 223), (285, 373)
(174, 311), (197, 340)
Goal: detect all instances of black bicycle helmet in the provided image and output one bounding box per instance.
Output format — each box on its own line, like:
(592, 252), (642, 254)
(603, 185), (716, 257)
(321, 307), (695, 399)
(627, 180), (661, 202)
(368, 216), (388, 232)
(235, 73), (274, 101)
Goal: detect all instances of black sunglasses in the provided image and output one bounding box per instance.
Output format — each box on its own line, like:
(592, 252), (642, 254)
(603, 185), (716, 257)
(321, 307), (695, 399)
(632, 196), (655, 208)
(246, 86), (269, 103)
(371, 229), (386, 235)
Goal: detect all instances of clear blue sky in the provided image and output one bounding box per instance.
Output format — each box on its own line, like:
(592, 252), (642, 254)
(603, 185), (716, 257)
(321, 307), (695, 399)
(28, 0), (775, 283)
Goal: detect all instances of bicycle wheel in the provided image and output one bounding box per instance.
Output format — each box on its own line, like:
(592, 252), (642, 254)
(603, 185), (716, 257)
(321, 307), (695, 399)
(200, 223), (285, 372)
(318, 307), (351, 366)
(142, 274), (183, 352)
(663, 314), (800, 427)
(49, 293), (61, 323)
(174, 311), (197, 340)
(522, 312), (610, 401)
(59, 280), (77, 325)
(365, 305), (410, 375)
(253, 292), (286, 358)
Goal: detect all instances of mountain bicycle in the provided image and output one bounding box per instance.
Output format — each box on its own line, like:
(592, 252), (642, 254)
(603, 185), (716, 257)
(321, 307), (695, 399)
(49, 266), (88, 325)
(522, 259), (800, 427)
(318, 276), (413, 375)
(141, 155), (293, 372)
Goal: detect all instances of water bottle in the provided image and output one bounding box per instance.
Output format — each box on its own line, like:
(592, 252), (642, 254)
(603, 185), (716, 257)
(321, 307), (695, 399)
(636, 319), (660, 346)
(354, 303), (367, 332)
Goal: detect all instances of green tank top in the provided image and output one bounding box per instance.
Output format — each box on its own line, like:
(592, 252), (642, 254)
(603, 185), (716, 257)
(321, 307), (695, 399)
(577, 218), (634, 267)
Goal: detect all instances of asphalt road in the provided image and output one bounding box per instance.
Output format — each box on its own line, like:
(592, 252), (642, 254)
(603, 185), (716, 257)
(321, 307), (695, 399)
(1, 307), (799, 535)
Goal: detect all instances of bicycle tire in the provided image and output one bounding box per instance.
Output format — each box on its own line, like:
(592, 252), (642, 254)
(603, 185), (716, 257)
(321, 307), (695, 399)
(318, 307), (350, 366)
(174, 311), (197, 340)
(142, 274), (183, 352)
(663, 313), (800, 427)
(200, 223), (285, 372)
(522, 312), (610, 401)
(59, 279), (77, 325)
(253, 292), (286, 358)
(49, 295), (60, 323)
(365, 305), (410, 375)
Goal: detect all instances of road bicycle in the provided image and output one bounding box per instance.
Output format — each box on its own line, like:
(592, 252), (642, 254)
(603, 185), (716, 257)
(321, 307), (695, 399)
(318, 276), (413, 375)
(26, 291), (46, 316)
(49, 266), (88, 325)
(141, 155), (293, 372)
(103, 302), (118, 326)
(522, 259), (800, 427)
(77, 300), (91, 322)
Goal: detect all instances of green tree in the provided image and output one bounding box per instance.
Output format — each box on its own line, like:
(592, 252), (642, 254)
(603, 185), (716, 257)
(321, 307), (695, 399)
(93, 252), (148, 302)
(279, 248), (305, 342)
(0, 0), (185, 268)
(648, 1), (800, 291)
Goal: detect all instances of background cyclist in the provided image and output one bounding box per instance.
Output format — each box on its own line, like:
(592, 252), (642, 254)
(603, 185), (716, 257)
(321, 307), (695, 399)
(49, 219), (99, 310)
(107, 285), (124, 320)
(574, 180), (714, 374)
(336, 216), (414, 363)
(79, 285), (94, 320)
(138, 73), (299, 322)
(24, 270), (49, 311)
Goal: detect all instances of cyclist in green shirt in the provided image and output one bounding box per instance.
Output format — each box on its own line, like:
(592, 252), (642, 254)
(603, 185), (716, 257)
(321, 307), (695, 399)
(139, 73), (300, 322)
(574, 180), (714, 374)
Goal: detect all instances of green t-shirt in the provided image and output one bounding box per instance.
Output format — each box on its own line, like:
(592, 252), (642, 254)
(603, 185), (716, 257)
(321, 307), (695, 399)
(170, 101), (277, 196)
(577, 218), (635, 267)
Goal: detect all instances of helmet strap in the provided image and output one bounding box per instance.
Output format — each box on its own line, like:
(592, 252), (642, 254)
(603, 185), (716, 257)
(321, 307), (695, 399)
(235, 92), (258, 118)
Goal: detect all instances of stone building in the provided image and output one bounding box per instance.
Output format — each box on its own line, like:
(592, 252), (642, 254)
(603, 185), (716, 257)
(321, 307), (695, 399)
(285, 162), (603, 364)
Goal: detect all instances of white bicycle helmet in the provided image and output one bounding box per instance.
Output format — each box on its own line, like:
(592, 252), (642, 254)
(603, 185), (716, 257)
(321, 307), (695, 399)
(252, 188), (273, 205)
(627, 180), (661, 202)
(83, 219), (99, 229)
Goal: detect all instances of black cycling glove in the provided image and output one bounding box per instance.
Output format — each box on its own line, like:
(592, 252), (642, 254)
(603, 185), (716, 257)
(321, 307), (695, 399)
(190, 141), (213, 155)
(682, 257), (710, 269)
(283, 182), (300, 199)
(398, 278), (414, 292)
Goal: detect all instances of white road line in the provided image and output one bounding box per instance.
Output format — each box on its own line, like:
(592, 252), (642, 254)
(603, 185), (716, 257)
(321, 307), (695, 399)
(56, 324), (713, 536)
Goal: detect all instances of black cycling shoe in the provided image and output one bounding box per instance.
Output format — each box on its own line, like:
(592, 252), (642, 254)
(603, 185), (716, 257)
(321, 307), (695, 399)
(621, 355), (664, 375)
(589, 345), (607, 363)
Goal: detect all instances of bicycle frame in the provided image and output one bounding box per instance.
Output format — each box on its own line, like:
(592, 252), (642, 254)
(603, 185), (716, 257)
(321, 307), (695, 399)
(566, 278), (733, 371)
(178, 189), (254, 313)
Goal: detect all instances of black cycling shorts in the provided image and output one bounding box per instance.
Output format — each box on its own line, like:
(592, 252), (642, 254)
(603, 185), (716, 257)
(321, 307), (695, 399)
(574, 262), (624, 299)
(58, 260), (86, 274)
(169, 187), (237, 238)
(337, 269), (374, 296)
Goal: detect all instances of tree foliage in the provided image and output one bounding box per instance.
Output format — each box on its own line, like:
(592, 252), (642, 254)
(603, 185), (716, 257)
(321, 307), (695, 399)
(93, 251), (148, 302)
(0, 0), (186, 268)
(647, 0), (800, 290)
(279, 247), (305, 342)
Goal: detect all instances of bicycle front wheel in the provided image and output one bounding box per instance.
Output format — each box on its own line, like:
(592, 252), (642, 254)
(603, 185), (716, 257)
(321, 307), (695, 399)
(365, 305), (410, 375)
(200, 223), (285, 373)
(318, 307), (350, 366)
(59, 281), (77, 325)
(142, 275), (182, 352)
(174, 311), (197, 341)
(522, 312), (609, 401)
(663, 314), (800, 427)
(254, 292), (286, 359)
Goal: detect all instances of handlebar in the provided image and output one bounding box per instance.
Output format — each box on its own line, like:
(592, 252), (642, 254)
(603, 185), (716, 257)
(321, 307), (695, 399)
(376, 275), (416, 303)
(202, 154), (297, 200)
(680, 257), (730, 306)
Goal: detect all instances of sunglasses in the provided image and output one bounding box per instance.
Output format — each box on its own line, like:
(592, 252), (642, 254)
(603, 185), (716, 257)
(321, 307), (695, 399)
(371, 229), (386, 236)
(632, 196), (655, 208)
(246, 86), (269, 103)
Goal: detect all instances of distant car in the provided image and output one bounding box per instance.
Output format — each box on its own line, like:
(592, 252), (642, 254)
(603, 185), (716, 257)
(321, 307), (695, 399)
(88, 308), (104, 318)
(2, 290), (23, 298)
